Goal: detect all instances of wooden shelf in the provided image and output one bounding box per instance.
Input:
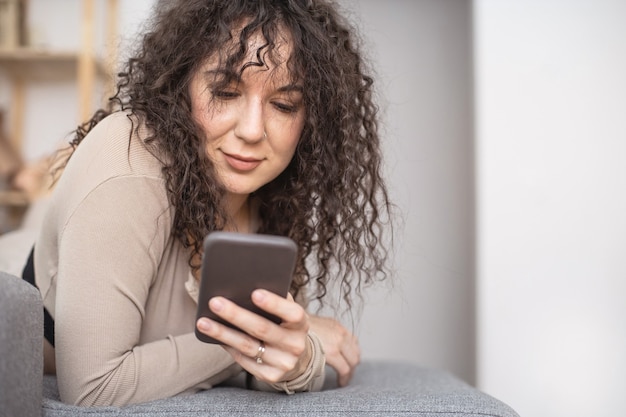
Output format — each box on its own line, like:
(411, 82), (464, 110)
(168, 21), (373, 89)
(0, 0), (118, 232)
(0, 48), (109, 81)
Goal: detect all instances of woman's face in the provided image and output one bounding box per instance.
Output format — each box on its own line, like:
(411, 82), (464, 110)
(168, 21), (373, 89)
(189, 30), (305, 199)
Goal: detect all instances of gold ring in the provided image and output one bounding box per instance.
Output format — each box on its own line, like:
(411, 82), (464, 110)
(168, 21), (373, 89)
(254, 341), (266, 364)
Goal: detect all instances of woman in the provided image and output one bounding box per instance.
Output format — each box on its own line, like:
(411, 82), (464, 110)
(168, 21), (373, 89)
(32, 0), (391, 407)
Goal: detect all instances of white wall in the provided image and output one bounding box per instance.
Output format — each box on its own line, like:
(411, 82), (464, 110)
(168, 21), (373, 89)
(341, 0), (475, 383)
(474, 1), (626, 416)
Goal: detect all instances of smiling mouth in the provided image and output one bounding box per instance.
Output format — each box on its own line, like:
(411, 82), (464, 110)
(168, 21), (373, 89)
(222, 152), (263, 171)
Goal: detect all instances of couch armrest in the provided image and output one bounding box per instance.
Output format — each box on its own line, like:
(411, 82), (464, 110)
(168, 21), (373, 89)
(40, 361), (519, 416)
(0, 270), (43, 417)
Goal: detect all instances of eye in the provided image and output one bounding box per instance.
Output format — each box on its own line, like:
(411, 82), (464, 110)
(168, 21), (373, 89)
(211, 89), (240, 100)
(272, 101), (300, 114)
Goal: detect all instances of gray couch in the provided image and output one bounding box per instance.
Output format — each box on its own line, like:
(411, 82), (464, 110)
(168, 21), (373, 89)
(0, 270), (519, 417)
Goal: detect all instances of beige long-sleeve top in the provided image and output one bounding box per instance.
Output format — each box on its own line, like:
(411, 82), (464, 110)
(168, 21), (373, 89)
(34, 112), (325, 407)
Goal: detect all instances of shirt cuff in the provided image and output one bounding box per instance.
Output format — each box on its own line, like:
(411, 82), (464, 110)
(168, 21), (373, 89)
(252, 331), (326, 394)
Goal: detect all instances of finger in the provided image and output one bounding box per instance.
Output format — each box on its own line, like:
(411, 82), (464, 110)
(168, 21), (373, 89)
(327, 336), (359, 386)
(222, 340), (274, 367)
(343, 334), (361, 368)
(206, 296), (281, 341)
(324, 350), (353, 387)
(338, 367), (355, 387)
(251, 289), (308, 328)
(196, 315), (295, 376)
(208, 296), (305, 353)
(196, 316), (264, 358)
(339, 336), (360, 385)
(197, 317), (289, 376)
(222, 345), (287, 384)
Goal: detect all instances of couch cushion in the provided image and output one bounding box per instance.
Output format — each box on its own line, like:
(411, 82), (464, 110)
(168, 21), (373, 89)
(0, 271), (43, 417)
(42, 361), (518, 417)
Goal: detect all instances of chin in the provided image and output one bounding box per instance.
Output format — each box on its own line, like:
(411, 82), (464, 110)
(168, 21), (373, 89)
(222, 182), (260, 196)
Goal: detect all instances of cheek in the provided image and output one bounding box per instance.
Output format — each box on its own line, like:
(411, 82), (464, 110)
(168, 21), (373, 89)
(189, 82), (221, 137)
(285, 116), (305, 151)
(193, 104), (231, 144)
(189, 79), (206, 118)
(279, 125), (303, 161)
(190, 99), (210, 139)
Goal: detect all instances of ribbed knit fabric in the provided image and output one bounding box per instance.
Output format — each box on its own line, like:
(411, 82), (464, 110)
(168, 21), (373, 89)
(33, 112), (325, 407)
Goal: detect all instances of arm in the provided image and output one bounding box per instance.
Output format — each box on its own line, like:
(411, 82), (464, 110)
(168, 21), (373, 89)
(53, 178), (236, 406)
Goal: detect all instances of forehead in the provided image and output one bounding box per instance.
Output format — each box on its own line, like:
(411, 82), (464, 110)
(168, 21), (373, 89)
(199, 24), (296, 82)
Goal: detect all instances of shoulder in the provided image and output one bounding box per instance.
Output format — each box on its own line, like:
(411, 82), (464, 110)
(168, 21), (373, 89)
(89, 110), (134, 135)
(46, 111), (172, 239)
(69, 111), (163, 179)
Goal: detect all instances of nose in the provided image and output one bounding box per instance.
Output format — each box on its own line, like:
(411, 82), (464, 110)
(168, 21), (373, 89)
(234, 98), (265, 143)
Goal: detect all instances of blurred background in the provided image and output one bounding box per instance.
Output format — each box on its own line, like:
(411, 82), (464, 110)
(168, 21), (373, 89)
(1, 1), (625, 416)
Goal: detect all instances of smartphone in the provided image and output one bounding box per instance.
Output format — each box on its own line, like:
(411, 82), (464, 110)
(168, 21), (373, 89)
(195, 231), (298, 344)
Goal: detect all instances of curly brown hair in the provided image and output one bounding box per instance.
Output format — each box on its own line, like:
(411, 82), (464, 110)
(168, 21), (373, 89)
(66, 0), (392, 310)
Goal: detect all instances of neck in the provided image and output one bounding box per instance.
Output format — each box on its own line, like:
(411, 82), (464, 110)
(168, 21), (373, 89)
(224, 193), (250, 233)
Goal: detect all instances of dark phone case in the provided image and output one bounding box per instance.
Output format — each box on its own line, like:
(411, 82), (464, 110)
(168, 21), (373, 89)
(195, 231), (297, 344)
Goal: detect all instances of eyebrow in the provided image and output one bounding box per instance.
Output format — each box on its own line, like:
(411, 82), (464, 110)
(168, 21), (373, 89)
(204, 69), (240, 82)
(203, 69), (303, 93)
(277, 84), (304, 93)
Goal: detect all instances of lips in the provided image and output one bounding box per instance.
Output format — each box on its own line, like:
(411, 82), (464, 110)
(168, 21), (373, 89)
(222, 151), (263, 172)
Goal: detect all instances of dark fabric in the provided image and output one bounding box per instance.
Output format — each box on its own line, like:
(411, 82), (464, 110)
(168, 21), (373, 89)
(22, 246), (56, 347)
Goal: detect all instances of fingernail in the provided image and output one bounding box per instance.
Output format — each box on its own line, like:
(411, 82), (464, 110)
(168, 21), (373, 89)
(252, 289), (266, 302)
(198, 318), (212, 332)
(210, 297), (224, 312)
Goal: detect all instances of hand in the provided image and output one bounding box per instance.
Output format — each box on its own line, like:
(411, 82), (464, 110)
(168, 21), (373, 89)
(309, 315), (360, 386)
(196, 290), (311, 384)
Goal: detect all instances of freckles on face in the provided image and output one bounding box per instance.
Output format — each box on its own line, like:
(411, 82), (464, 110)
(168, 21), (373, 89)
(188, 33), (305, 198)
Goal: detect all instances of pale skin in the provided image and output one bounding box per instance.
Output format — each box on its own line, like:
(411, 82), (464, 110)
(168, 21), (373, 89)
(191, 29), (359, 387)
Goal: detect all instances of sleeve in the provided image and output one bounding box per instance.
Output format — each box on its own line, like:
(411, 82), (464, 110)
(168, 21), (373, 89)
(53, 177), (237, 406)
(249, 331), (326, 394)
